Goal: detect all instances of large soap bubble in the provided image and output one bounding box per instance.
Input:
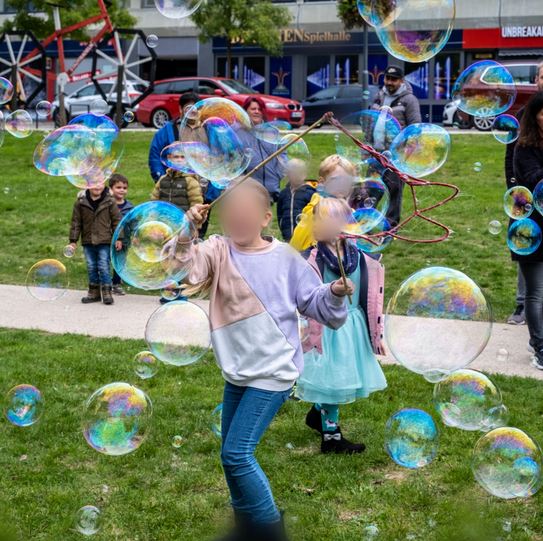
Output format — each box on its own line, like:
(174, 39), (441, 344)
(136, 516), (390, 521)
(252, 120), (291, 145)
(349, 178), (390, 215)
(278, 133), (311, 170)
(375, 0), (455, 62)
(111, 201), (194, 290)
(433, 369), (508, 431)
(507, 219), (542, 256)
(5, 384), (44, 427)
(356, 0), (402, 28)
(145, 300), (211, 366)
(385, 408), (439, 469)
(0, 76), (14, 105)
(160, 141), (196, 174)
(390, 123), (450, 178)
(347, 208), (394, 254)
(154, 0), (202, 19)
(452, 61), (516, 118)
(5, 110), (33, 138)
(26, 259), (68, 301)
(492, 114), (520, 144)
(504, 186), (533, 220)
(472, 427), (542, 499)
(83, 382), (152, 456)
(533, 179), (543, 215)
(386, 267), (492, 380)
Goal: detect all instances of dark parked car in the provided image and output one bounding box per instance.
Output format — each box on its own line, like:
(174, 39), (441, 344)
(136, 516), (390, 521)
(302, 84), (379, 124)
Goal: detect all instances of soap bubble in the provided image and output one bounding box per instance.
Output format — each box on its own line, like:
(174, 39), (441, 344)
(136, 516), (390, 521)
(357, 0), (400, 27)
(75, 505), (101, 536)
(472, 427), (542, 499)
(348, 208), (393, 254)
(160, 280), (181, 301)
(172, 435), (184, 448)
(133, 351), (159, 380)
(5, 110), (33, 138)
(252, 120), (291, 145)
(26, 259), (68, 301)
(180, 98), (252, 186)
(89, 99), (109, 116)
(160, 141), (196, 174)
(146, 34), (159, 48)
(35, 100), (52, 118)
(488, 220), (502, 235)
(211, 403), (222, 438)
(299, 315), (310, 344)
(375, 0), (455, 62)
(362, 524), (380, 540)
(390, 123), (450, 178)
(452, 61), (516, 118)
(83, 382), (152, 456)
(504, 186), (533, 220)
(385, 408), (439, 469)
(123, 110), (135, 123)
(386, 267), (492, 378)
(0, 76), (14, 105)
(533, 179), (543, 215)
(111, 201), (194, 290)
(145, 300), (211, 366)
(63, 244), (76, 258)
(473, 162), (482, 172)
(433, 369), (507, 431)
(507, 219), (542, 256)
(496, 348), (509, 362)
(349, 178), (390, 216)
(345, 207), (387, 236)
(5, 384), (44, 427)
(278, 133), (311, 169)
(0, 110), (4, 148)
(492, 114), (520, 144)
(154, 0), (202, 19)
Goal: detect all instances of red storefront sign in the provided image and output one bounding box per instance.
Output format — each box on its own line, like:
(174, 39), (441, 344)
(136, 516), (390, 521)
(463, 27), (543, 49)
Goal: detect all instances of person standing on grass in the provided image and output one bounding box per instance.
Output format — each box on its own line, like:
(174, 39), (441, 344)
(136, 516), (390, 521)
(504, 61), (543, 325)
(108, 174), (134, 296)
(68, 184), (122, 305)
(513, 91), (543, 370)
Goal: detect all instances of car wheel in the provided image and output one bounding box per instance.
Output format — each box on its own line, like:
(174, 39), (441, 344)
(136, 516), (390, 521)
(453, 111), (472, 130)
(472, 111), (495, 132)
(151, 108), (170, 129)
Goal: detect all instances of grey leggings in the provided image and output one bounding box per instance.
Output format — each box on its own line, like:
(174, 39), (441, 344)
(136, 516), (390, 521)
(519, 261), (543, 350)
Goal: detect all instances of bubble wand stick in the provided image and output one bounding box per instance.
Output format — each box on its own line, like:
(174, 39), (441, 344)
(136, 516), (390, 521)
(335, 239), (353, 304)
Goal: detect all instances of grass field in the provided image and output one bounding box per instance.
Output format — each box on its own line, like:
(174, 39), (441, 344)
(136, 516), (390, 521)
(1, 328), (542, 541)
(0, 130), (517, 320)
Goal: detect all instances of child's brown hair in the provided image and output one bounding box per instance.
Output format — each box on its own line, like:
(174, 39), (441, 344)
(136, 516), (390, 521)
(108, 173), (129, 188)
(318, 155), (356, 180)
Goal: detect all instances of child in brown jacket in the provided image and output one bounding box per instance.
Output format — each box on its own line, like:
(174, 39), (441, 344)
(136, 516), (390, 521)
(151, 168), (204, 212)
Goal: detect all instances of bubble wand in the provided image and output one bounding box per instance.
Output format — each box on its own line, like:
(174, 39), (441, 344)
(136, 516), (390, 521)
(335, 239), (353, 304)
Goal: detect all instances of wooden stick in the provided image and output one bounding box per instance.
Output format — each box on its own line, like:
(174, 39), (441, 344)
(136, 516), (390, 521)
(335, 239), (352, 305)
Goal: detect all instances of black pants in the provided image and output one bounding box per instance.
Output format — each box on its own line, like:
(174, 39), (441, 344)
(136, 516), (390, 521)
(519, 261), (543, 350)
(382, 170), (404, 228)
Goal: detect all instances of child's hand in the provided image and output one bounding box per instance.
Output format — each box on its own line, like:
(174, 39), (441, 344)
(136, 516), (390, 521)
(114, 240), (123, 252)
(331, 279), (355, 298)
(187, 204), (210, 229)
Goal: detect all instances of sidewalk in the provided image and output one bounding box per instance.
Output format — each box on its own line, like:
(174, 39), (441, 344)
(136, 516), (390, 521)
(0, 284), (539, 381)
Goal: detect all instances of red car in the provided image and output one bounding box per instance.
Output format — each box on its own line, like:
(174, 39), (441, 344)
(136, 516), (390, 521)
(136, 77), (305, 129)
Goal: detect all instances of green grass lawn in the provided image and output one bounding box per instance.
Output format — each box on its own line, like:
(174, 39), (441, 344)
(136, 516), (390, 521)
(0, 131), (517, 320)
(1, 328), (542, 541)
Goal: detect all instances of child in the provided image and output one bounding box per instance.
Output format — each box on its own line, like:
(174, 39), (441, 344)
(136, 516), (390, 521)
(68, 184), (122, 305)
(276, 158), (316, 242)
(174, 179), (351, 541)
(290, 155), (356, 251)
(109, 174), (134, 295)
(296, 197), (387, 454)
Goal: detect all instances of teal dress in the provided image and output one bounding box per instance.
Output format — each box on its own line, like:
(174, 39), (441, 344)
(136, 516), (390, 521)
(296, 257), (387, 404)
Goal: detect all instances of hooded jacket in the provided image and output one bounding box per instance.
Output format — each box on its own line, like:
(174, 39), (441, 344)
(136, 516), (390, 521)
(151, 168), (204, 211)
(277, 183), (316, 242)
(371, 82), (422, 129)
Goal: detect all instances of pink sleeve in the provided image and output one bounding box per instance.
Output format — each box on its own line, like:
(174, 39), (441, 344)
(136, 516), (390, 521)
(365, 254), (386, 355)
(173, 235), (224, 286)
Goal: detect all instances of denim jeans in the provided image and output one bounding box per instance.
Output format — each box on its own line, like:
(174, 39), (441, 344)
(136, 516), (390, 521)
(519, 261), (543, 350)
(221, 382), (291, 524)
(83, 244), (112, 286)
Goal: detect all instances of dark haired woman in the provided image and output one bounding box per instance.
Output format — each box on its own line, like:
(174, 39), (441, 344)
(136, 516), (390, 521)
(514, 90), (543, 369)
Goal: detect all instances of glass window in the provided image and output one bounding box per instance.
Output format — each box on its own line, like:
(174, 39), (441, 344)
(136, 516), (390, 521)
(169, 80), (195, 94)
(77, 85), (98, 97)
(197, 80), (221, 95)
(307, 55), (331, 97)
(405, 62), (429, 99)
(433, 52), (461, 100)
(220, 79), (256, 94)
(506, 64), (538, 85)
(339, 85), (363, 99)
(307, 87), (338, 101)
(243, 57), (266, 93)
(217, 57), (240, 79)
(335, 55), (359, 85)
(141, 0), (155, 7)
(153, 82), (171, 94)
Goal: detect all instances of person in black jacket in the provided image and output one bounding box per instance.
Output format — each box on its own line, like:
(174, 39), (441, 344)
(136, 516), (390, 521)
(504, 62), (543, 325)
(276, 159), (315, 242)
(513, 91), (543, 369)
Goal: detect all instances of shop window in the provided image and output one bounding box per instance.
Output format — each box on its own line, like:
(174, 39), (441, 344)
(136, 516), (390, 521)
(243, 57), (266, 93)
(433, 52), (461, 100)
(270, 57), (292, 97)
(506, 64), (538, 85)
(404, 62), (430, 100)
(217, 57), (240, 79)
(307, 55), (330, 97)
(335, 55), (359, 85)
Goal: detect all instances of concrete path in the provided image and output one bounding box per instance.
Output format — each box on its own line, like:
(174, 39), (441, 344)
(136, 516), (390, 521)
(0, 284), (539, 381)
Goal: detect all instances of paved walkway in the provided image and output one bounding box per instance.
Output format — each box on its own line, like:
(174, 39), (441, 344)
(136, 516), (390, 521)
(1, 284), (539, 381)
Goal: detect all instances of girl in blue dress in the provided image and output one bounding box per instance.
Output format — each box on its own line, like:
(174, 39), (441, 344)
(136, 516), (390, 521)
(296, 197), (388, 454)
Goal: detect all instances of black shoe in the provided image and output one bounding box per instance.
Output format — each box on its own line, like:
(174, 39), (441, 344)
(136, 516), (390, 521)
(321, 428), (366, 455)
(532, 350), (543, 371)
(305, 406), (323, 434)
(81, 283), (101, 304)
(214, 512), (249, 541)
(248, 513), (290, 541)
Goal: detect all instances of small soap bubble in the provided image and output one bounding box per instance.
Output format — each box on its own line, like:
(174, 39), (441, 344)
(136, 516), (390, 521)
(63, 244), (76, 258)
(172, 435), (184, 448)
(123, 110), (135, 123)
(75, 505), (101, 536)
(211, 403), (222, 438)
(488, 220), (502, 235)
(474, 162), (482, 173)
(133, 351), (159, 380)
(285, 442), (295, 450)
(36, 100), (52, 118)
(90, 99), (109, 116)
(362, 524), (380, 540)
(5, 384), (44, 427)
(146, 34), (159, 48)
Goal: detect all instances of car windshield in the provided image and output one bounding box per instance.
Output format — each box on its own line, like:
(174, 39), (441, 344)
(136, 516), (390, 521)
(220, 79), (257, 95)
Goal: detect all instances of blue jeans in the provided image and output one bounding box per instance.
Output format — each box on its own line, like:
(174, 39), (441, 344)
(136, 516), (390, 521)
(221, 382), (291, 524)
(83, 244), (112, 286)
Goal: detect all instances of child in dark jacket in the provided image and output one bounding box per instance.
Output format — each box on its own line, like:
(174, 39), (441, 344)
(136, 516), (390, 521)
(151, 168), (203, 212)
(276, 159), (316, 242)
(68, 185), (122, 305)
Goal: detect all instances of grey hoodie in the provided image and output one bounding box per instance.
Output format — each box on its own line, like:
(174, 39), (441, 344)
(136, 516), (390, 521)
(371, 81), (422, 129)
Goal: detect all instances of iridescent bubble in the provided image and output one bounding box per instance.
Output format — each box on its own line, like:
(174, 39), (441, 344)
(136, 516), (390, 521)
(492, 114), (520, 144)
(5, 110), (33, 138)
(146, 34), (159, 48)
(75, 505), (101, 536)
(83, 382), (152, 456)
(488, 220), (502, 235)
(0, 110), (5, 148)
(278, 133), (311, 170)
(35, 100), (52, 118)
(473, 162), (482, 172)
(133, 351), (159, 380)
(298, 315), (310, 344)
(433, 369), (507, 431)
(211, 403), (222, 438)
(153, 0), (202, 19)
(0, 76), (14, 105)
(533, 179), (543, 215)
(111, 201), (194, 290)
(160, 141), (196, 174)
(5, 384), (44, 427)
(472, 427), (542, 499)
(375, 0), (455, 62)
(145, 300), (211, 366)
(252, 120), (291, 145)
(386, 267), (492, 377)
(504, 186), (533, 220)
(172, 435), (184, 448)
(345, 207), (387, 236)
(507, 219), (542, 256)
(349, 177), (390, 216)
(26, 259), (68, 301)
(180, 98), (252, 185)
(348, 208), (393, 254)
(385, 408), (439, 469)
(123, 110), (135, 123)
(90, 99), (109, 116)
(357, 0), (401, 28)
(63, 244), (76, 258)
(452, 61), (516, 118)
(160, 280), (181, 301)
(362, 524), (380, 540)
(390, 123), (450, 178)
